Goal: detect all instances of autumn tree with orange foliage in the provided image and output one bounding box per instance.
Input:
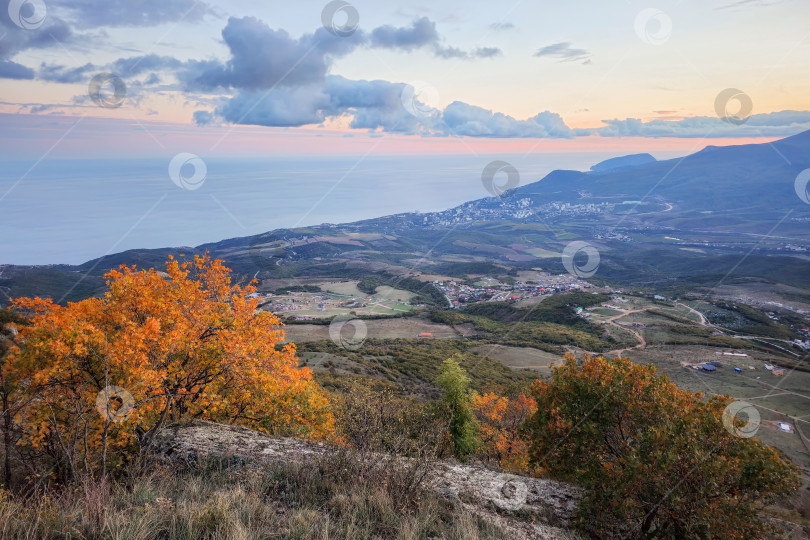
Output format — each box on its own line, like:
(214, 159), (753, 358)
(526, 355), (800, 538)
(472, 390), (536, 474)
(6, 255), (332, 482)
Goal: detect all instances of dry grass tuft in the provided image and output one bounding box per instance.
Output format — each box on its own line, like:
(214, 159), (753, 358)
(0, 457), (509, 540)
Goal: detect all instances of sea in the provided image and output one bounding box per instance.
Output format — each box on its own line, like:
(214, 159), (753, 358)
(0, 152), (679, 265)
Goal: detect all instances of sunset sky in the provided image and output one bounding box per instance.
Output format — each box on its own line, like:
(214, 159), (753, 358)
(1, 0), (809, 159)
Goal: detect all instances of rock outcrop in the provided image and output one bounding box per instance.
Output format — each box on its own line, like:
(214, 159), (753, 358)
(149, 421), (582, 540)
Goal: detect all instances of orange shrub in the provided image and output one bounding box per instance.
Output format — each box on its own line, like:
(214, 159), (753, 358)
(8, 254), (333, 480)
(472, 390), (536, 474)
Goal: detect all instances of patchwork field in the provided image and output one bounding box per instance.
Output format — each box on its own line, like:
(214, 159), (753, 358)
(278, 289), (810, 482)
(263, 282), (418, 319)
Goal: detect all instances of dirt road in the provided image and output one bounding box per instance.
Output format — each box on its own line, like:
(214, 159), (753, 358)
(605, 309), (647, 357)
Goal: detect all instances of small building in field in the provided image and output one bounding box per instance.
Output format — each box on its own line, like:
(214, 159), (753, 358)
(419, 332), (433, 338)
(701, 363), (716, 372)
(777, 422), (794, 433)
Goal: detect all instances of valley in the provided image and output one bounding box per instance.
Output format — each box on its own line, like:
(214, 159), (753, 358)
(3, 131), (810, 535)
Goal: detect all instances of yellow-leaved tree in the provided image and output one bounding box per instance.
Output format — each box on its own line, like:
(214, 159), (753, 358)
(8, 254), (333, 481)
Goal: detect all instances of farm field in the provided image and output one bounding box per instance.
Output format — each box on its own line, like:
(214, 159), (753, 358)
(471, 344), (562, 376)
(627, 345), (810, 470)
(263, 282), (418, 320)
(318, 280), (365, 296)
(590, 307), (623, 317)
(278, 289), (810, 483)
(283, 318), (461, 343)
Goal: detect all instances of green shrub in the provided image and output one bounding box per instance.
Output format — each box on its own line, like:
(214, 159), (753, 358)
(436, 356), (479, 460)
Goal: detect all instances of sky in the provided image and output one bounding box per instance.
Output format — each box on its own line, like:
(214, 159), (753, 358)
(1, 0), (809, 159)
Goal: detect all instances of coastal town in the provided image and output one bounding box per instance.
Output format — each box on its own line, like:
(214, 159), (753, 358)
(433, 272), (595, 307)
(254, 271), (599, 320)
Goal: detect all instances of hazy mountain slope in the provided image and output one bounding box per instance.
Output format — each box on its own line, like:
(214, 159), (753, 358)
(3, 131), (810, 304)
(515, 130), (810, 226)
(590, 153), (656, 172)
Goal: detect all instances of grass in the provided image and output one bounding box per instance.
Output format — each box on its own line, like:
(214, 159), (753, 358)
(625, 344), (810, 472)
(0, 459), (509, 540)
(299, 338), (537, 397)
(428, 292), (628, 353)
(470, 344), (561, 375)
(284, 318), (459, 344)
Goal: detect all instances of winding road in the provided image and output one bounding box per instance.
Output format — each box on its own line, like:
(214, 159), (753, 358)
(605, 309), (647, 357)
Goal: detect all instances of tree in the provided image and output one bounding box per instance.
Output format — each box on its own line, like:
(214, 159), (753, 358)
(436, 355), (478, 459)
(526, 355), (800, 538)
(10, 254), (333, 480)
(0, 310), (30, 489)
(472, 390), (536, 473)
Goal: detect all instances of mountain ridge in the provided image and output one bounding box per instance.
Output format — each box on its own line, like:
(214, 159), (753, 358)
(590, 152), (657, 173)
(3, 130), (810, 304)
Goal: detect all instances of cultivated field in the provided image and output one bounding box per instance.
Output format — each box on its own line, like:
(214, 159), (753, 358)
(283, 318), (461, 343)
(264, 282), (417, 319)
(471, 344), (562, 376)
(317, 280), (365, 296)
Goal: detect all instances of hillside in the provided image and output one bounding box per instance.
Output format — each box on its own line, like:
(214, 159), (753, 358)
(148, 421), (582, 540)
(590, 152), (656, 172)
(514, 129), (810, 230)
(2, 131), (810, 304)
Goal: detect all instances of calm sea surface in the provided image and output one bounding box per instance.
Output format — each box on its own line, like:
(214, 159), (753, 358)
(0, 153), (678, 265)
